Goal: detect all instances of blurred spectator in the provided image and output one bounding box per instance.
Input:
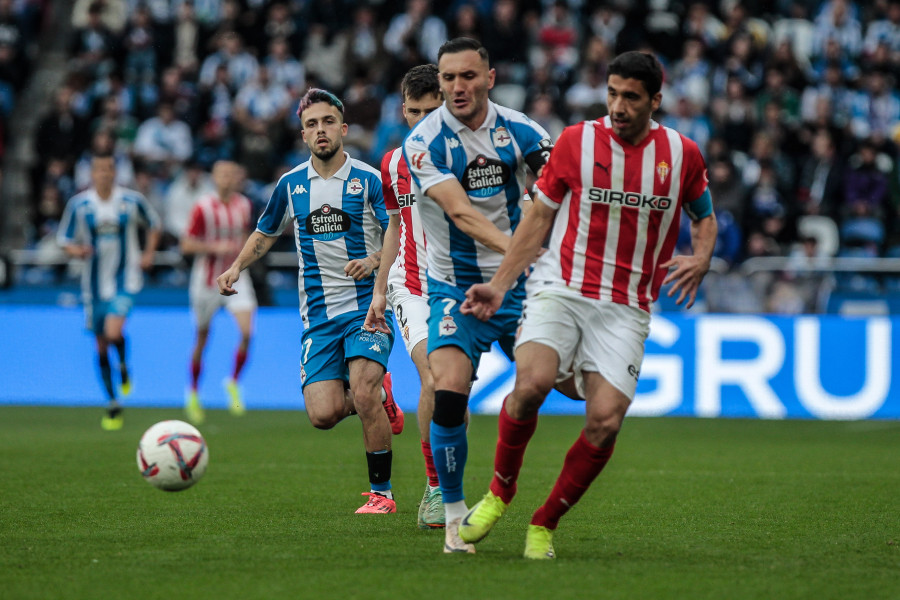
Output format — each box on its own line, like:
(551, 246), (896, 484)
(122, 5), (156, 85)
(710, 76), (756, 153)
(643, 0), (682, 60)
(527, 92), (565, 142)
(863, 0), (900, 59)
(482, 0), (529, 85)
(172, 0), (201, 76)
(73, 128), (135, 190)
(755, 67), (801, 128)
(800, 61), (855, 127)
(0, 0), (29, 91)
(588, 3), (625, 49)
(812, 0), (863, 59)
(343, 6), (385, 86)
(157, 66), (200, 129)
(810, 35), (861, 82)
(765, 38), (809, 92)
(669, 37), (711, 109)
(198, 30), (258, 92)
(707, 157), (748, 225)
(259, 2), (301, 57)
(535, 0), (580, 75)
(797, 128), (844, 218)
(163, 159), (214, 247)
(564, 65), (606, 123)
(133, 101), (194, 177)
(682, 1), (726, 50)
(448, 3), (483, 41)
(33, 85), (89, 194)
(265, 36), (304, 96)
(71, 0), (126, 34)
(68, 0), (120, 79)
(744, 161), (791, 252)
(849, 69), (900, 140)
(342, 69), (382, 159)
(384, 0), (447, 64)
(711, 32), (764, 97)
(232, 65), (291, 181)
(741, 131), (795, 193)
(841, 138), (891, 223)
(661, 96), (712, 156)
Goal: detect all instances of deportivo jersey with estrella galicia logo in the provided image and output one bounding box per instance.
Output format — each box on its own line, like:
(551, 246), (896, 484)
(256, 152), (389, 326)
(530, 116), (710, 312)
(403, 101), (552, 288)
(58, 185), (161, 303)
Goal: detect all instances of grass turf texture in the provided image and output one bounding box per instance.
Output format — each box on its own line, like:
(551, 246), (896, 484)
(1, 407), (898, 600)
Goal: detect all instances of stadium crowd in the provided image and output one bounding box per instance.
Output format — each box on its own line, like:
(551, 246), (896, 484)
(11, 0), (900, 312)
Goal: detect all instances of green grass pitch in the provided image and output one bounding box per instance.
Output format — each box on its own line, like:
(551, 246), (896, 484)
(1, 406), (898, 599)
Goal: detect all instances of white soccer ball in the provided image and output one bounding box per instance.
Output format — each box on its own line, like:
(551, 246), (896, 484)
(136, 420), (209, 491)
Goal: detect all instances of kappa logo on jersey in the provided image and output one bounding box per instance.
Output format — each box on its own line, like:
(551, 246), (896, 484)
(397, 193), (416, 208)
(410, 134), (425, 143)
(410, 152), (427, 170)
(656, 161), (670, 184)
(463, 155), (511, 198)
(346, 178), (364, 195)
(293, 184), (308, 195)
(447, 138), (460, 149)
(587, 187), (673, 211)
(305, 203), (351, 240)
(369, 342), (383, 353)
(491, 126), (511, 147)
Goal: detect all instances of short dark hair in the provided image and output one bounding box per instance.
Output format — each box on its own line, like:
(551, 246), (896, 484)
(296, 88), (344, 122)
(437, 37), (489, 64)
(607, 51), (664, 97)
(401, 64), (440, 101)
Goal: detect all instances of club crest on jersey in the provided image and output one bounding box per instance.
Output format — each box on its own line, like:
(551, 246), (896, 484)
(463, 155), (511, 198)
(438, 315), (457, 336)
(492, 126), (511, 147)
(305, 203), (351, 240)
(656, 161), (670, 184)
(346, 178), (364, 195)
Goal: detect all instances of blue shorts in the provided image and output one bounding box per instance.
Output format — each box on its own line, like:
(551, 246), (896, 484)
(85, 294), (135, 334)
(426, 277), (525, 370)
(300, 309), (395, 389)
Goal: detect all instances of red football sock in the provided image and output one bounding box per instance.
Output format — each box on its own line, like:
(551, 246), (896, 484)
(190, 359), (202, 391)
(232, 348), (248, 380)
(489, 399), (538, 504)
(421, 440), (439, 488)
(530, 431), (615, 530)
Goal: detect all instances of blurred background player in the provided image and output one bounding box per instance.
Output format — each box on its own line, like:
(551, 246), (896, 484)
(458, 51), (718, 559)
(403, 38), (553, 552)
(217, 89), (404, 514)
(365, 64), (444, 529)
(57, 152), (161, 430)
(180, 160), (257, 424)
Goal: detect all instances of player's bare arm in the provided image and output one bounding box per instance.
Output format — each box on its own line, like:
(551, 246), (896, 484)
(217, 230), (277, 296)
(140, 228), (162, 271)
(180, 236), (237, 256)
(426, 178), (511, 254)
(462, 199), (556, 321)
(364, 214), (400, 334)
(62, 243), (92, 259)
(661, 211), (718, 309)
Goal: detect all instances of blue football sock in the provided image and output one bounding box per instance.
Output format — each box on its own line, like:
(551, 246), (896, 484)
(430, 422), (468, 504)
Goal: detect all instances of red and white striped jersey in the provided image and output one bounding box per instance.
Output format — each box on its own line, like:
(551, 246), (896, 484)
(531, 116), (709, 312)
(185, 192), (254, 290)
(381, 147), (428, 297)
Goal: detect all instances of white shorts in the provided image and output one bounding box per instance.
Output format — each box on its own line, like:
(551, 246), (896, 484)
(515, 288), (651, 401)
(387, 284), (429, 355)
(191, 276), (257, 329)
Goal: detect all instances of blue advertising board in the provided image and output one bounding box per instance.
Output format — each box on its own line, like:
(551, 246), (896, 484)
(1, 306), (897, 419)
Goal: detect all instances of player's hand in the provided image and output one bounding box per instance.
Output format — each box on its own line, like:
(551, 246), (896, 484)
(462, 282), (504, 321)
(364, 293), (391, 334)
(344, 257), (375, 281)
(217, 266), (241, 296)
(660, 254), (711, 309)
(140, 251), (155, 271)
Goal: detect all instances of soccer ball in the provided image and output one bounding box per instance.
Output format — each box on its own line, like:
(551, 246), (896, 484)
(137, 420), (209, 491)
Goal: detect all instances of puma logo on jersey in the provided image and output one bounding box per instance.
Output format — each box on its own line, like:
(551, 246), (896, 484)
(594, 161), (609, 175)
(293, 184), (308, 194)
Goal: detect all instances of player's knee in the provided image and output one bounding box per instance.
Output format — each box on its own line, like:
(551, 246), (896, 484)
(584, 412), (623, 446)
(513, 373), (555, 408)
(307, 411), (340, 430)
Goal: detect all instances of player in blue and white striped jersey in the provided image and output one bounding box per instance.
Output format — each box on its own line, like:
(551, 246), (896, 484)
(217, 89), (405, 515)
(402, 37), (554, 553)
(57, 153), (162, 431)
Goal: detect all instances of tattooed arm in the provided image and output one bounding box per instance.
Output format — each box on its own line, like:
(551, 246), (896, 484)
(216, 230), (278, 296)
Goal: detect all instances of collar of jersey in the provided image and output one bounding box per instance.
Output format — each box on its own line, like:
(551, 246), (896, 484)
(306, 151), (352, 180)
(441, 100), (498, 134)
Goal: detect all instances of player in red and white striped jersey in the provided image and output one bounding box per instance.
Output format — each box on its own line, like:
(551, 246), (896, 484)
(458, 52), (718, 559)
(180, 160), (257, 424)
(365, 64), (446, 529)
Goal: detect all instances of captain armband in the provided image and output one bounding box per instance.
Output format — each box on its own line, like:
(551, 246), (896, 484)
(684, 188), (713, 221)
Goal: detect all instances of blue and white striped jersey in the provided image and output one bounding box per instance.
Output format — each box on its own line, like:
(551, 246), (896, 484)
(57, 186), (161, 303)
(256, 153), (389, 327)
(403, 101), (552, 288)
